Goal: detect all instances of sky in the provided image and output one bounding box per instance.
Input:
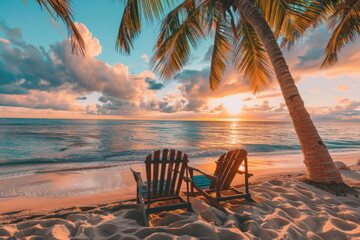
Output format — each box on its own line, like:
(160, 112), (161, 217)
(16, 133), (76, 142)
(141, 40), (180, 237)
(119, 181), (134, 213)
(0, 0), (359, 121)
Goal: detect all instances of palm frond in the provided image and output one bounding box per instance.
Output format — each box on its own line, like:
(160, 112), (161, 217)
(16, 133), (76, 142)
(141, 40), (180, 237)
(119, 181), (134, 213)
(209, 14), (233, 90)
(322, 0), (360, 67)
(116, 0), (142, 54)
(234, 16), (274, 93)
(31, 0), (85, 55)
(151, 0), (211, 79)
(255, 0), (325, 49)
(116, 0), (175, 54)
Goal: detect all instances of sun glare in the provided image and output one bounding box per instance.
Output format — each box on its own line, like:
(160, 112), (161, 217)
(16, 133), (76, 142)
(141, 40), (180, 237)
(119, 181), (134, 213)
(221, 95), (242, 114)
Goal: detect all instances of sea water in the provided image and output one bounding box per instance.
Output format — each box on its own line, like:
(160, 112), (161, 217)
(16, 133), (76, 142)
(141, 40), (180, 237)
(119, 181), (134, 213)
(0, 118), (359, 168)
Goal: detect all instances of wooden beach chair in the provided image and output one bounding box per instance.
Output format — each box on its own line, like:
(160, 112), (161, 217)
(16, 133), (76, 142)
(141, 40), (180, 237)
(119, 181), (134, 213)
(130, 149), (193, 226)
(188, 149), (254, 212)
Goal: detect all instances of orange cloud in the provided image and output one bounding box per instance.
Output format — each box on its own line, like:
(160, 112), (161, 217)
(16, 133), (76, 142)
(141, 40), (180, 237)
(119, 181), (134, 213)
(334, 85), (349, 91)
(0, 90), (83, 111)
(0, 38), (10, 44)
(310, 89), (320, 93)
(255, 92), (282, 99)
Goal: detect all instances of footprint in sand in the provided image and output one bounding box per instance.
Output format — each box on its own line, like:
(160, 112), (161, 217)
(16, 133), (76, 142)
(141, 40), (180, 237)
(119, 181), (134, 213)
(97, 222), (119, 236)
(261, 217), (291, 230)
(0, 227), (11, 237)
(50, 224), (71, 240)
(278, 206), (301, 219)
(330, 217), (358, 231)
(14, 224), (47, 239)
(268, 179), (283, 186)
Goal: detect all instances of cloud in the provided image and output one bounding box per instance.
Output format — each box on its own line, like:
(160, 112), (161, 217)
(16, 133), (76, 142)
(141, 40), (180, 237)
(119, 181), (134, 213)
(0, 90), (82, 111)
(242, 100), (274, 112)
(310, 88), (320, 93)
(140, 54), (149, 63)
(284, 25), (360, 79)
(255, 92), (282, 99)
(175, 68), (249, 99)
(309, 99), (360, 121)
(0, 21), (358, 121)
(334, 85), (349, 91)
(213, 103), (224, 111)
(274, 103), (286, 112)
(242, 97), (253, 101)
(0, 22), (166, 115)
(145, 78), (164, 90)
(76, 96), (87, 100)
(337, 97), (351, 105)
(0, 38), (10, 44)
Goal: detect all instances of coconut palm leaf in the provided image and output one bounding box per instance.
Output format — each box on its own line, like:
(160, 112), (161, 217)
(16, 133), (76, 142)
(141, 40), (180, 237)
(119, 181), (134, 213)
(234, 16), (274, 93)
(255, 0), (325, 49)
(322, 0), (360, 67)
(27, 0), (85, 55)
(151, 0), (211, 79)
(209, 14), (233, 90)
(116, 0), (175, 54)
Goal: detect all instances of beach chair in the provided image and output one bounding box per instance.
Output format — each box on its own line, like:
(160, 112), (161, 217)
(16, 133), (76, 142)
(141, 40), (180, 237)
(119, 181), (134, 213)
(188, 149), (254, 212)
(130, 149), (193, 226)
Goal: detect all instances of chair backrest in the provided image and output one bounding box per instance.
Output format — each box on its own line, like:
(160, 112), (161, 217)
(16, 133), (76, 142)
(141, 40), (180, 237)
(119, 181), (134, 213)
(210, 149), (247, 189)
(145, 149), (189, 198)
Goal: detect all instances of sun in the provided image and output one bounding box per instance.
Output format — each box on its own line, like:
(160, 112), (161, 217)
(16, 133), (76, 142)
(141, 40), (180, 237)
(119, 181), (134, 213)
(222, 95), (242, 115)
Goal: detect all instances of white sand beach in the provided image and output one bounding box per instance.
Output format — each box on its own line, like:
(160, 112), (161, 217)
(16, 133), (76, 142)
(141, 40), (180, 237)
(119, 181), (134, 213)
(0, 153), (359, 239)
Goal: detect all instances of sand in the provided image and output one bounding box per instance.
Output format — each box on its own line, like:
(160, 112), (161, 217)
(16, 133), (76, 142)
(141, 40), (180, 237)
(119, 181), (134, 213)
(1, 154), (359, 239)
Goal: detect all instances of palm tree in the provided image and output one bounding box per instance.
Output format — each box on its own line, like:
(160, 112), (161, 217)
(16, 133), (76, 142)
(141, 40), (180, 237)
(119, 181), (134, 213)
(233, 0), (343, 184)
(320, 0), (360, 67)
(32, 0), (358, 184)
(27, 0), (85, 55)
(117, 0), (344, 184)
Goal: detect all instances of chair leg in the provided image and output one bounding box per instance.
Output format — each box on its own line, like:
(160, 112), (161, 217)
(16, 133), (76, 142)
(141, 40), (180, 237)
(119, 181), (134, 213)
(137, 189), (149, 226)
(245, 196), (256, 202)
(143, 211), (149, 227)
(187, 205), (194, 213)
(136, 187), (140, 204)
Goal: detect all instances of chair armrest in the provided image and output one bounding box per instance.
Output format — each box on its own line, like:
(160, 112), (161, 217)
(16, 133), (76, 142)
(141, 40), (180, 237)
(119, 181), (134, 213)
(188, 166), (218, 181)
(237, 170), (253, 177)
(130, 167), (148, 190)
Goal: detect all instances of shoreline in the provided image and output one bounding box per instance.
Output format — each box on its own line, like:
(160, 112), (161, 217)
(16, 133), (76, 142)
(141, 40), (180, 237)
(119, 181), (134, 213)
(0, 151), (358, 217)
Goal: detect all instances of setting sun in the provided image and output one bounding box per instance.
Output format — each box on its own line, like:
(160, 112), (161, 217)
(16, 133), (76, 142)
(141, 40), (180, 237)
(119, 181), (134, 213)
(221, 94), (243, 114)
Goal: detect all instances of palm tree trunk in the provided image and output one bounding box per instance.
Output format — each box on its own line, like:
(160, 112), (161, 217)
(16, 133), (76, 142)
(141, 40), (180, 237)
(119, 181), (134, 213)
(236, 0), (343, 183)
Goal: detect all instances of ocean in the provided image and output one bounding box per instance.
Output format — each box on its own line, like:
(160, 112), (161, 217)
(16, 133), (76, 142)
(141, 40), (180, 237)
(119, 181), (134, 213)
(0, 118), (359, 174)
(0, 118), (359, 198)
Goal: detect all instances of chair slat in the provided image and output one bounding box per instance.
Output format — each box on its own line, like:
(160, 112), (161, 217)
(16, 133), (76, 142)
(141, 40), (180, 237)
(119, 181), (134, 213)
(145, 154), (152, 207)
(152, 150), (160, 197)
(220, 149), (239, 189)
(223, 157), (244, 189)
(159, 149), (168, 196)
(218, 149), (237, 189)
(175, 153), (188, 195)
(214, 153), (225, 176)
(164, 149), (176, 196)
(193, 175), (211, 189)
(237, 149), (247, 158)
(170, 150), (182, 195)
(210, 153), (225, 189)
(224, 149), (247, 188)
